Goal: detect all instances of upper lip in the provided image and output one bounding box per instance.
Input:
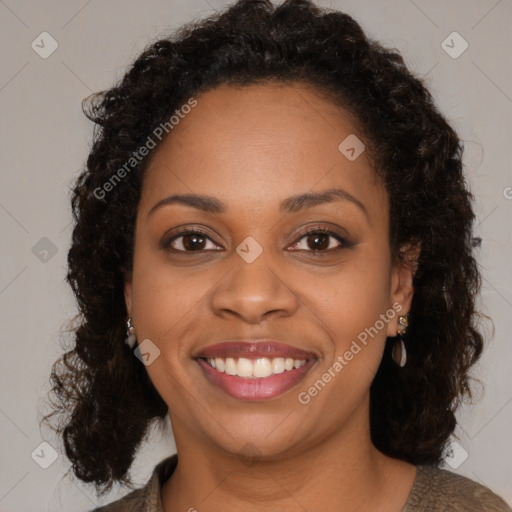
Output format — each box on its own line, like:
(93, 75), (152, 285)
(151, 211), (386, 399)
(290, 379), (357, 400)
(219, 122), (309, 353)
(193, 340), (318, 360)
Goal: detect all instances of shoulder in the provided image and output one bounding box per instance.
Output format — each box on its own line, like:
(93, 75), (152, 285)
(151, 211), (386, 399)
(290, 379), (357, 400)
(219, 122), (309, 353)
(88, 454), (178, 512)
(404, 465), (511, 512)
(91, 487), (146, 512)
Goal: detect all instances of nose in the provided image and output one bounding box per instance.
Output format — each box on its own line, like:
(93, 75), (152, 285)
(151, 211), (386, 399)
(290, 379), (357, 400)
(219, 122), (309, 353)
(210, 250), (299, 324)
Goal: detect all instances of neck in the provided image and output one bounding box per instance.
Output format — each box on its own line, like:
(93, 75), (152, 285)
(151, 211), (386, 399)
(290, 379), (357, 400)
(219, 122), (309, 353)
(161, 412), (416, 512)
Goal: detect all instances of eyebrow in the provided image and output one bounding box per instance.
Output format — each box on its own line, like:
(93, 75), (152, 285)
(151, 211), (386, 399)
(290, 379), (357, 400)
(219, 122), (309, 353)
(147, 187), (368, 220)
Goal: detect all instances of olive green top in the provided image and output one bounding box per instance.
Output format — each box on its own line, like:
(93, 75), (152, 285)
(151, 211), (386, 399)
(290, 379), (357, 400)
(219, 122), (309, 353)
(91, 454), (511, 511)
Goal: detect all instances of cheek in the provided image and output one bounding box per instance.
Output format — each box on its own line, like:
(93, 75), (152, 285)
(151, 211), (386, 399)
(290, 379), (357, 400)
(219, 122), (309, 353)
(299, 262), (392, 409)
(129, 254), (209, 408)
(131, 261), (209, 344)
(305, 249), (391, 335)
(130, 237), (191, 344)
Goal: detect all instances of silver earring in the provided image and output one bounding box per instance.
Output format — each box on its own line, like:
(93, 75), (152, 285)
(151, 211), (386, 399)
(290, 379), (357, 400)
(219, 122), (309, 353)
(125, 317), (137, 348)
(392, 314), (408, 367)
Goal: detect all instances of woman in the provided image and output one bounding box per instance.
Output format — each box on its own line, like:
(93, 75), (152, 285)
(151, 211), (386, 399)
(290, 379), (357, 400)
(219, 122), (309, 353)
(46, 0), (511, 510)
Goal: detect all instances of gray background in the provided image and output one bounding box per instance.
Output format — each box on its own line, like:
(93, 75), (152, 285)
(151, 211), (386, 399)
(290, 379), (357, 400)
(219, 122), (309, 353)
(0, 0), (511, 510)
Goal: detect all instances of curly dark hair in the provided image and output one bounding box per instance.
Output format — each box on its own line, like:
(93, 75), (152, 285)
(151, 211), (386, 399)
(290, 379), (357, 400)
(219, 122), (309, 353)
(44, 0), (485, 495)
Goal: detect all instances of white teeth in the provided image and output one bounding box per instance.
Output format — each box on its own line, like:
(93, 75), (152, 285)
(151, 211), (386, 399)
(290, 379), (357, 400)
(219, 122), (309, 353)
(272, 357), (285, 374)
(225, 357), (237, 376)
(205, 357), (307, 378)
(236, 357), (254, 377)
(253, 358), (273, 378)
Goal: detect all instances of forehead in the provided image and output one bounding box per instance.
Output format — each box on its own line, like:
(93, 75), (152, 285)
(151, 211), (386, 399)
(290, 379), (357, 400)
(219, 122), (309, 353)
(140, 82), (386, 218)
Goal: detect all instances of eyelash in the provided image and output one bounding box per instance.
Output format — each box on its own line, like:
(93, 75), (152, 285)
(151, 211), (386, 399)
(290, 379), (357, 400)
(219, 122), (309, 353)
(161, 226), (351, 254)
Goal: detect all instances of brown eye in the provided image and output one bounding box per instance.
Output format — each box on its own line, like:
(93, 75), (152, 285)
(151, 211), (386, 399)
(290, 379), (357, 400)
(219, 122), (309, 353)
(305, 233), (330, 250)
(289, 229), (347, 252)
(181, 233), (207, 250)
(163, 230), (221, 252)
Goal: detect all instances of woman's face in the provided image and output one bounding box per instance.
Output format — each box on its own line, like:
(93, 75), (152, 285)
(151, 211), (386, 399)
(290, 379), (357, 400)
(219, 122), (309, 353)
(124, 82), (414, 460)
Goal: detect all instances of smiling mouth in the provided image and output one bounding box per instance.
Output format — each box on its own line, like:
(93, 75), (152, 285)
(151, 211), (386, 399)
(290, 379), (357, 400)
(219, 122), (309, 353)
(193, 340), (318, 400)
(195, 356), (317, 400)
(199, 356), (308, 378)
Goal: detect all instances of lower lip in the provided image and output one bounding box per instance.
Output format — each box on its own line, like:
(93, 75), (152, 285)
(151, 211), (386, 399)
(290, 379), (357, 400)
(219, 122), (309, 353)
(196, 358), (317, 400)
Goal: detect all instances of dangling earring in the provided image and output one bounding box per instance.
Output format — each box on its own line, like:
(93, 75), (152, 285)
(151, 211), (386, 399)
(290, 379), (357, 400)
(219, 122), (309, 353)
(392, 313), (408, 367)
(125, 317), (137, 348)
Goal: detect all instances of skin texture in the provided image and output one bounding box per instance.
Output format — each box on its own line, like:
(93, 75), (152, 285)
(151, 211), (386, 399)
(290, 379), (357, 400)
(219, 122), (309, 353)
(124, 82), (418, 511)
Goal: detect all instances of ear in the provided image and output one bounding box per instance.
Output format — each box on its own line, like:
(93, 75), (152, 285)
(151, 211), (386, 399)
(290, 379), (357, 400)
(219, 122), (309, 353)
(123, 271), (133, 317)
(386, 243), (420, 337)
